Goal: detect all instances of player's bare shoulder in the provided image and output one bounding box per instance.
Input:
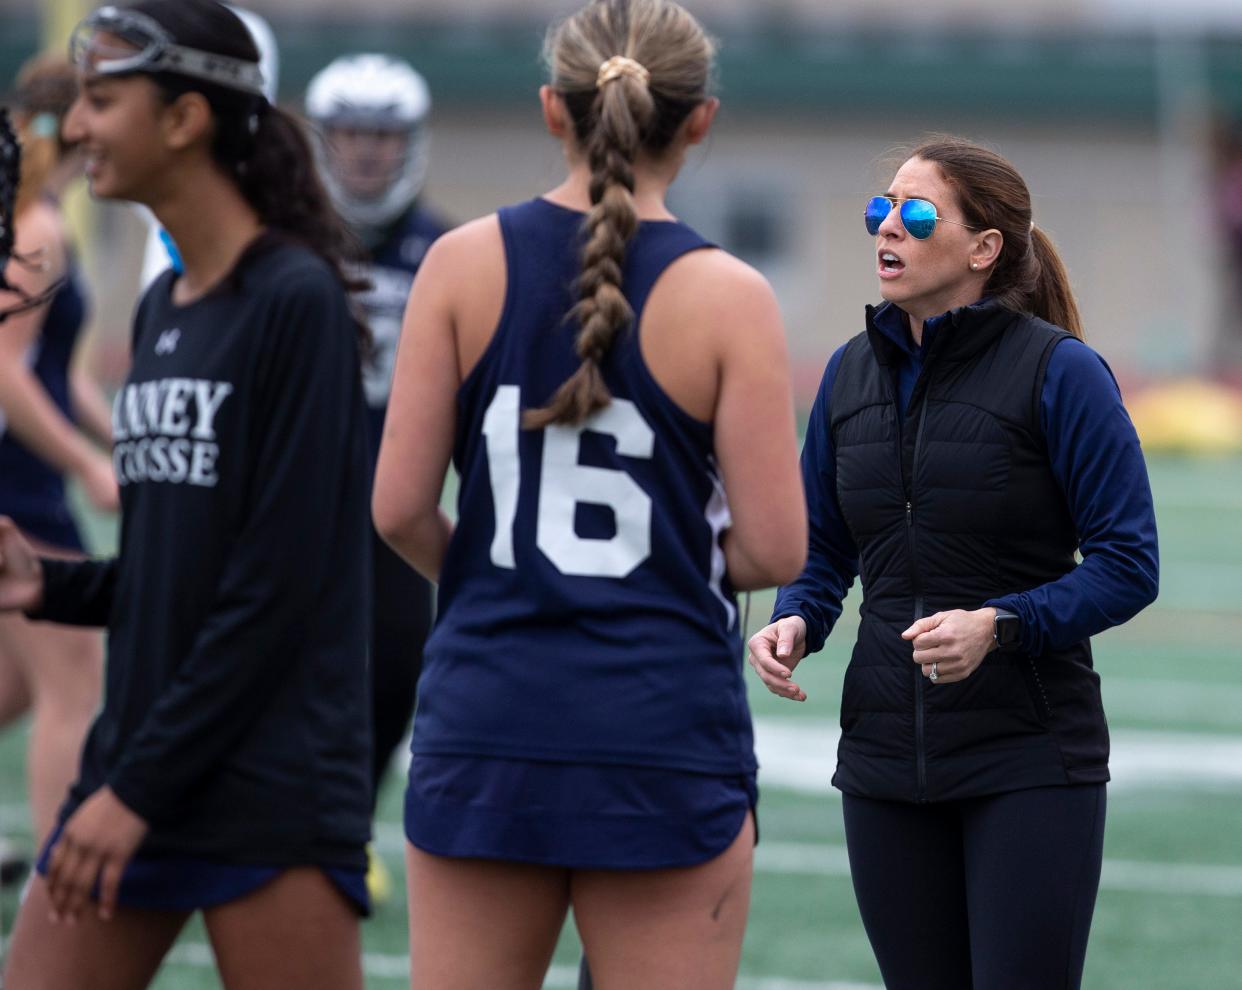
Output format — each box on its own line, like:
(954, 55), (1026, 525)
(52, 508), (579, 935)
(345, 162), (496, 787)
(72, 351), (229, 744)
(408, 213), (507, 371)
(417, 213), (504, 293)
(647, 247), (783, 355)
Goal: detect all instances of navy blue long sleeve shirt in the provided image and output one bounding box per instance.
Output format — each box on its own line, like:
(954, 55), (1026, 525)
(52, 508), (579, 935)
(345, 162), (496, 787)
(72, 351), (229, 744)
(773, 303), (1159, 657)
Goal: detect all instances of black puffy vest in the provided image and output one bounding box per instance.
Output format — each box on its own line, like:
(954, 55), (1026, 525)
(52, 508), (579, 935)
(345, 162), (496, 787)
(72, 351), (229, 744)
(830, 301), (1109, 802)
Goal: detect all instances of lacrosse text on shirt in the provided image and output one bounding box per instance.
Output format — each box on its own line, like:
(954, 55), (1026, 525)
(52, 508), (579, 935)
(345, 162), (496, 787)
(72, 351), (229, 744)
(110, 378), (233, 487)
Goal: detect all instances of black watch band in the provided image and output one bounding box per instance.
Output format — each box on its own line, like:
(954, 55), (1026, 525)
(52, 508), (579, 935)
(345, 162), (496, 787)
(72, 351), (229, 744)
(993, 608), (1020, 649)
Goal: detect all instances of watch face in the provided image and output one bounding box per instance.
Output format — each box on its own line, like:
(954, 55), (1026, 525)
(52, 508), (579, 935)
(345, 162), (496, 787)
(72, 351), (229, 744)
(995, 614), (1020, 647)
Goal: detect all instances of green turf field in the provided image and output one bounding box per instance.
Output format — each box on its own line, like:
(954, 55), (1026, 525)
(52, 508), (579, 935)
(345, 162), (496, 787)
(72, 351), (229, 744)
(2, 452), (1240, 988)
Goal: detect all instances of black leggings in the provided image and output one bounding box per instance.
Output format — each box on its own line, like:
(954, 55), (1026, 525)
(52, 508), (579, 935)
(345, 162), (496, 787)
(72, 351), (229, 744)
(369, 526), (434, 809)
(842, 785), (1106, 990)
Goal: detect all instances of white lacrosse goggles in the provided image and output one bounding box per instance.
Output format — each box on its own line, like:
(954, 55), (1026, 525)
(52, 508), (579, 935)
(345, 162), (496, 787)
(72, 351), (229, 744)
(69, 5), (266, 97)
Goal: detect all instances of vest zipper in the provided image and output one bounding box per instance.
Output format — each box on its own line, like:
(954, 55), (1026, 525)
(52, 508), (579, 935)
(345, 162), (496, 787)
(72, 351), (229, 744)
(908, 398), (930, 801)
(881, 347), (932, 802)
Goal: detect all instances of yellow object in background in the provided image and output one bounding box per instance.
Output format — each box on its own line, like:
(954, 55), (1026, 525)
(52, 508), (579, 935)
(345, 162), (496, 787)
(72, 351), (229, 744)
(43, 0), (92, 259)
(1127, 379), (1242, 454)
(366, 843), (394, 907)
(43, 0), (87, 51)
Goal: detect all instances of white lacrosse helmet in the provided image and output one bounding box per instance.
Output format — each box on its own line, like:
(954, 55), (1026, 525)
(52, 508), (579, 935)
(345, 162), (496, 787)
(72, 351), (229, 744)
(305, 54), (431, 236)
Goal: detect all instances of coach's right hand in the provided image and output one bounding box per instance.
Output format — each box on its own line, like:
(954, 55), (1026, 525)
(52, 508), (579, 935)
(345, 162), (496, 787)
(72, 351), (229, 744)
(0, 516), (43, 612)
(747, 615), (808, 702)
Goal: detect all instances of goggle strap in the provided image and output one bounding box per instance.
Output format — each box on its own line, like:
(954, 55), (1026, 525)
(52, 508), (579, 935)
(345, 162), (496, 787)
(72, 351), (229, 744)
(71, 7), (265, 98)
(157, 45), (266, 96)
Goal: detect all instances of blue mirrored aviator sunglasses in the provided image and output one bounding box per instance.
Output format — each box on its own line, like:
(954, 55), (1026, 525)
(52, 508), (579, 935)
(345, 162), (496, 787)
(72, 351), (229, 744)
(864, 196), (979, 240)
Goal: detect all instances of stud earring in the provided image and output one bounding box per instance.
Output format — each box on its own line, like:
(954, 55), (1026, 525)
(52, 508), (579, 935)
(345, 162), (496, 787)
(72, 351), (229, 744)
(971, 262), (979, 270)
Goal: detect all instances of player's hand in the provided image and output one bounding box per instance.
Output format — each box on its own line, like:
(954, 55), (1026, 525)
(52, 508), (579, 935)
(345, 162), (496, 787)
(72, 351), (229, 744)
(77, 452), (119, 513)
(902, 608), (996, 685)
(0, 516), (43, 612)
(46, 786), (148, 923)
(747, 615), (808, 701)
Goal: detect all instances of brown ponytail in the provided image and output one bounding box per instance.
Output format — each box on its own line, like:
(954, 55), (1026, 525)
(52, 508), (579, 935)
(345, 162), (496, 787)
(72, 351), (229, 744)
(525, 0), (714, 428)
(910, 136), (1084, 340)
(11, 54), (78, 218)
(1028, 226), (1082, 339)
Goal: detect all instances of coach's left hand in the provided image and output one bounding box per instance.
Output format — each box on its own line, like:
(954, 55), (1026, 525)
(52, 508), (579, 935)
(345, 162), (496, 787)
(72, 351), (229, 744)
(902, 608), (997, 685)
(46, 785), (148, 923)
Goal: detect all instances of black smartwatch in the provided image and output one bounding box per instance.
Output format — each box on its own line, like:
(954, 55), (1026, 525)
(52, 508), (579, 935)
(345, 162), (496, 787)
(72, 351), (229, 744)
(993, 608), (1020, 650)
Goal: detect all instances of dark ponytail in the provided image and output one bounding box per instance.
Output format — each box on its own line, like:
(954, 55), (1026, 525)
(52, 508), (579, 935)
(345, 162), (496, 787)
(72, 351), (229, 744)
(125, 0), (368, 349)
(1027, 226), (1082, 340)
(231, 102), (367, 286)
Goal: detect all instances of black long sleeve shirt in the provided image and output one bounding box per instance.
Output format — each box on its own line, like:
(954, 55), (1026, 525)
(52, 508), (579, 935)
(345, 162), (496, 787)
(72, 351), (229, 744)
(33, 240), (372, 868)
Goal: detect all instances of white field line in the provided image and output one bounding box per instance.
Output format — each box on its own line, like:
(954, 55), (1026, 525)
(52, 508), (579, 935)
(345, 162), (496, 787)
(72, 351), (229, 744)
(753, 842), (1242, 898)
(162, 942), (884, 990)
(750, 718), (1242, 794)
(7, 711), (1232, 835)
(736, 983), (881, 990)
(370, 823), (1242, 899)
(1106, 729), (1242, 789)
(156, 853), (1242, 983)
(551, 967), (881, 990)
(551, 971), (882, 990)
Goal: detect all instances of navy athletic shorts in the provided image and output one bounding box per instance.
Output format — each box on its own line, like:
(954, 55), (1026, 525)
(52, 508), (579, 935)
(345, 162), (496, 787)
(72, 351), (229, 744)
(405, 755), (757, 869)
(36, 822), (369, 916)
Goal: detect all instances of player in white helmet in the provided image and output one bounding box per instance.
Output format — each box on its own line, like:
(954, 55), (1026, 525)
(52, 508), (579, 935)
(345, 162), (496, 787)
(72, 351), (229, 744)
(306, 54), (435, 248)
(306, 53), (451, 906)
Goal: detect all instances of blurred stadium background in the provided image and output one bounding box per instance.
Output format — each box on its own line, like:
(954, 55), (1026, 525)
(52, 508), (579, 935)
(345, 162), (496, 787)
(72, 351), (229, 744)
(2, 0), (1242, 987)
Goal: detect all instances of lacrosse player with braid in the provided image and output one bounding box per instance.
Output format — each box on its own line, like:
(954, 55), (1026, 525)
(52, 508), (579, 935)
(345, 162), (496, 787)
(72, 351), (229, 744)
(373, 1), (805, 987)
(0, 55), (115, 875)
(1, 2), (373, 987)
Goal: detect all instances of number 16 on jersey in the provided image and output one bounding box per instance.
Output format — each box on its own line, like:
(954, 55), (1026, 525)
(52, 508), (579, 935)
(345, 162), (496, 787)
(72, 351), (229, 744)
(481, 385), (655, 579)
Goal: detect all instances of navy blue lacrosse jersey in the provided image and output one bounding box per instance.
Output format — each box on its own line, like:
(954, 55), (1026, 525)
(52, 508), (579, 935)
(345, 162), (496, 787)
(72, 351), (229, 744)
(0, 260), (88, 550)
(411, 197), (755, 777)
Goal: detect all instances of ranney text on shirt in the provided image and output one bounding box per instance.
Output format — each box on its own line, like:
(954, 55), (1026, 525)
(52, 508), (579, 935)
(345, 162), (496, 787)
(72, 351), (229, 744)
(111, 378), (234, 488)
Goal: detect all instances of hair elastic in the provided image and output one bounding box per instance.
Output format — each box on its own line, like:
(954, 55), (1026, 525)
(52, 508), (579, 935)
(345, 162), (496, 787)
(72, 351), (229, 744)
(596, 55), (649, 89)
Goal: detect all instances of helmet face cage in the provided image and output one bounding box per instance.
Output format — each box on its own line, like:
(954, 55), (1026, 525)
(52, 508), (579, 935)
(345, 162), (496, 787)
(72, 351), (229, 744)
(305, 54), (431, 237)
(69, 5), (266, 98)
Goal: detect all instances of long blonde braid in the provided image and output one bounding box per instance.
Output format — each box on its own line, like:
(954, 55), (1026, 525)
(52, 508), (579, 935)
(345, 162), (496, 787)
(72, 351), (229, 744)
(525, 0), (714, 428)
